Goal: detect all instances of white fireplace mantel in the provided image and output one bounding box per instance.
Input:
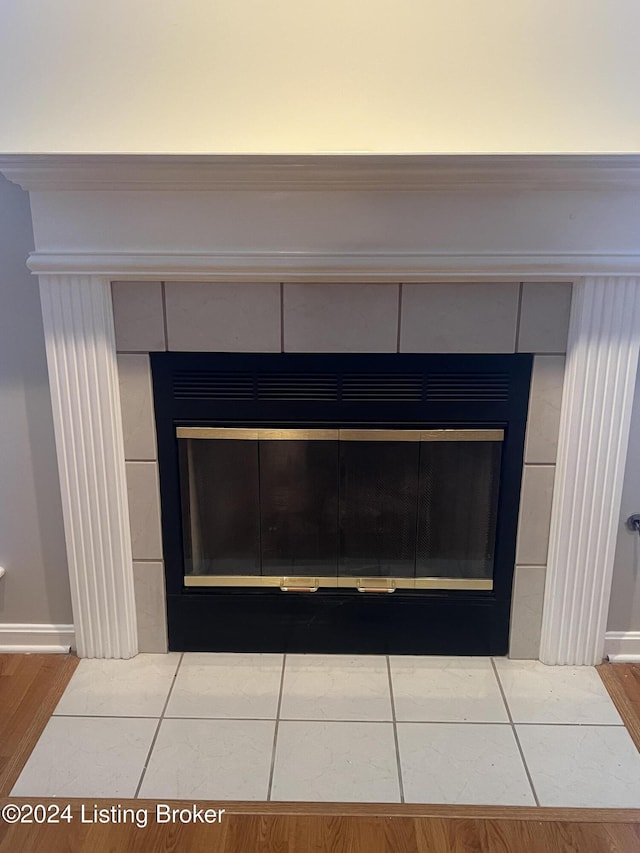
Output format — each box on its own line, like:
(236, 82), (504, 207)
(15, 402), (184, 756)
(2, 153), (640, 663)
(3, 153), (640, 193)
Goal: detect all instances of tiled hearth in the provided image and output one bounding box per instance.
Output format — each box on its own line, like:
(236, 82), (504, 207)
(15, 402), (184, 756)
(12, 654), (640, 807)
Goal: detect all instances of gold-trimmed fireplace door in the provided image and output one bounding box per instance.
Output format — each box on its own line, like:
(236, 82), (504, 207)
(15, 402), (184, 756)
(176, 427), (504, 593)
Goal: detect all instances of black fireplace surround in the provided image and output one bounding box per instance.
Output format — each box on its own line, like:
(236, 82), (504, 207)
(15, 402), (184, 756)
(152, 353), (532, 655)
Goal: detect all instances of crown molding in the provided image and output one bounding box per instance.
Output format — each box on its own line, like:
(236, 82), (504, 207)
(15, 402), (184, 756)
(3, 154), (640, 192)
(25, 251), (640, 280)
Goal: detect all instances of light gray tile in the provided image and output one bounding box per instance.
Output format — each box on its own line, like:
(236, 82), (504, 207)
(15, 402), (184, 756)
(166, 653), (283, 718)
(281, 655), (392, 721)
(509, 566), (546, 660)
(517, 724), (640, 807)
(400, 283), (519, 353)
(164, 281), (280, 351)
(112, 281), (165, 352)
(390, 656), (508, 722)
(397, 723), (534, 805)
(134, 561), (168, 654)
(271, 721), (400, 802)
(515, 465), (555, 565)
(139, 718), (275, 800)
(494, 659), (623, 724)
(283, 283), (398, 352)
(53, 654), (180, 716)
(518, 282), (572, 353)
(11, 716), (157, 798)
(126, 461), (163, 561)
(525, 356), (565, 464)
(117, 354), (157, 460)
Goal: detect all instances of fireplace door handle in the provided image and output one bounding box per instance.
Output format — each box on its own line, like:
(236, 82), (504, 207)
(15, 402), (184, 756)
(281, 586), (319, 593)
(280, 578), (319, 592)
(356, 579), (396, 593)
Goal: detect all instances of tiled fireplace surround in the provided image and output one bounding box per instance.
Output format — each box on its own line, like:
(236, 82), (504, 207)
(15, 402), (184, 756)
(114, 280), (571, 659)
(4, 154), (640, 667)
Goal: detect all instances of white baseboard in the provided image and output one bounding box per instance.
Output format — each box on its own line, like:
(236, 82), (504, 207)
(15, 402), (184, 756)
(0, 623), (75, 654)
(604, 631), (640, 662)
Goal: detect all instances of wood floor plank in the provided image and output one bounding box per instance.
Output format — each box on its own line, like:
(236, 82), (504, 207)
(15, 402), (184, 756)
(598, 662), (640, 752)
(2, 815), (640, 853)
(4, 797), (640, 822)
(0, 654), (78, 796)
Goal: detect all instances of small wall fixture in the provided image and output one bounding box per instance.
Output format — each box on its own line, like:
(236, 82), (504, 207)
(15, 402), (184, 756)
(626, 514), (640, 535)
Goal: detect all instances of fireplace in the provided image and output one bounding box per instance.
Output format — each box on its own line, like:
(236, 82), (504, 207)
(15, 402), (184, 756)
(152, 352), (531, 654)
(2, 154), (639, 664)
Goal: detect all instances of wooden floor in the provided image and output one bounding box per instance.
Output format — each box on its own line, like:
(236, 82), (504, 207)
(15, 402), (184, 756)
(2, 808), (640, 852)
(1, 654), (640, 852)
(0, 653), (78, 797)
(598, 661), (640, 751)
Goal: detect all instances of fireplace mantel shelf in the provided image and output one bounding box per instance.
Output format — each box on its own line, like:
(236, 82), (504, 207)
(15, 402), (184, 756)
(24, 251), (640, 280)
(2, 153), (640, 192)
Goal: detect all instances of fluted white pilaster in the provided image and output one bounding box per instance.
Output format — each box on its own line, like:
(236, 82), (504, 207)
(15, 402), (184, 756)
(540, 276), (640, 665)
(38, 275), (137, 658)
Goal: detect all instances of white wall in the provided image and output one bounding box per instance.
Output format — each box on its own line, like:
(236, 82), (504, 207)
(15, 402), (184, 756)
(1, 0), (639, 154)
(0, 175), (72, 626)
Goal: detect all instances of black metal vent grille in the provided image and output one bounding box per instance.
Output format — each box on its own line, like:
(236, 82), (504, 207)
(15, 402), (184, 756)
(425, 374), (510, 402)
(341, 374), (423, 402)
(257, 374), (338, 401)
(174, 371), (254, 400)
(174, 369), (511, 403)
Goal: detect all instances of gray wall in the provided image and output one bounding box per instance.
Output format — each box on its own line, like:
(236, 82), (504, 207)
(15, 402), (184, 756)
(607, 357), (640, 633)
(0, 175), (72, 625)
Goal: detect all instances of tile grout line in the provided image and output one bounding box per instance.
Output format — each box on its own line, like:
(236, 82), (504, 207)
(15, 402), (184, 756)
(396, 283), (403, 353)
(386, 656), (405, 803)
(49, 713), (626, 727)
(280, 282), (285, 352)
(491, 657), (540, 807)
(266, 654), (287, 801)
(133, 652), (184, 799)
(123, 557), (162, 564)
(110, 348), (568, 360)
(514, 281), (524, 351)
(54, 714), (165, 720)
(160, 281), (169, 350)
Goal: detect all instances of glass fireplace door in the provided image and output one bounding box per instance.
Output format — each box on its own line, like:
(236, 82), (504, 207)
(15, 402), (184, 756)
(177, 427), (503, 591)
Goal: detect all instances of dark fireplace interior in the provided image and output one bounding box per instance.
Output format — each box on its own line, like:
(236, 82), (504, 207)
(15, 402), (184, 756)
(152, 353), (532, 655)
(178, 428), (501, 587)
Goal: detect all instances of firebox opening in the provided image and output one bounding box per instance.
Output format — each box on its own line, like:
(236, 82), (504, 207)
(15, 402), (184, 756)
(152, 353), (531, 655)
(177, 428), (502, 592)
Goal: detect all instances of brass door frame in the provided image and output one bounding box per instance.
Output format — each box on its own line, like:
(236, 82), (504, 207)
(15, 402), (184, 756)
(184, 574), (493, 591)
(176, 427), (504, 442)
(178, 426), (500, 592)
